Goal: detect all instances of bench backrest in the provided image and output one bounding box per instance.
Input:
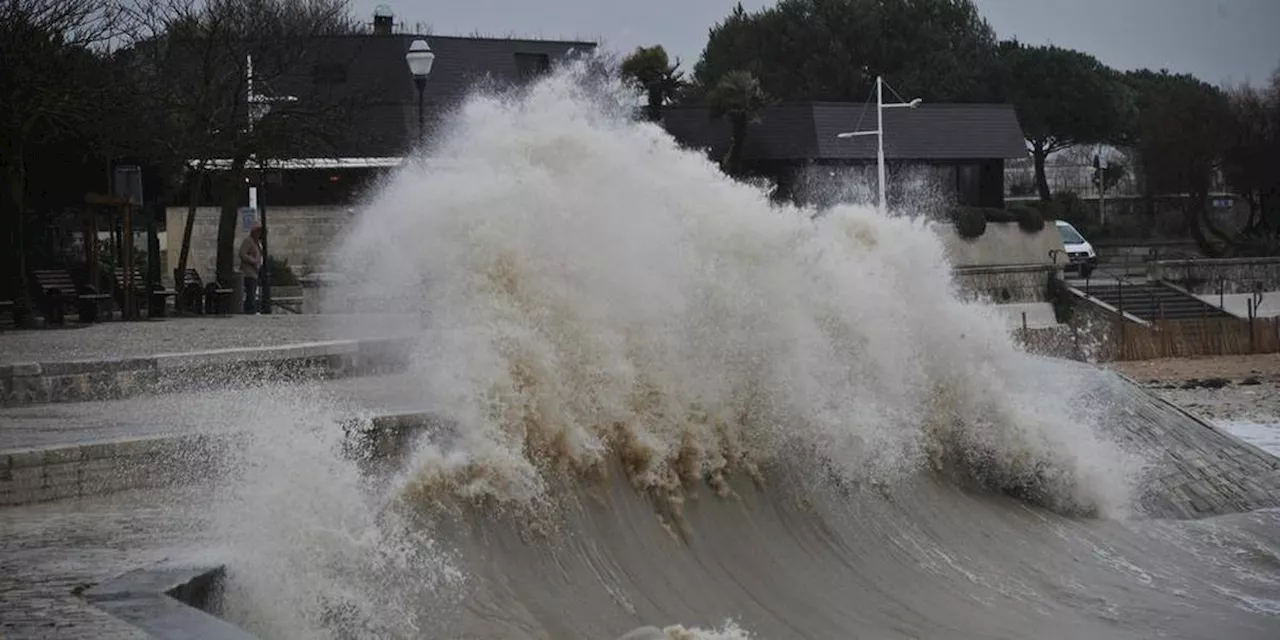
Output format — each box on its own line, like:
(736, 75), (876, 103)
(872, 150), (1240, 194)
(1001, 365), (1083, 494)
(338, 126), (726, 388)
(114, 267), (150, 289)
(33, 270), (77, 294)
(182, 269), (204, 286)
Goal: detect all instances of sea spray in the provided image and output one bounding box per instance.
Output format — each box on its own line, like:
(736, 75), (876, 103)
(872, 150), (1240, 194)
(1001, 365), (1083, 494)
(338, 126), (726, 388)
(327, 58), (1139, 518)
(207, 386), (464, 638)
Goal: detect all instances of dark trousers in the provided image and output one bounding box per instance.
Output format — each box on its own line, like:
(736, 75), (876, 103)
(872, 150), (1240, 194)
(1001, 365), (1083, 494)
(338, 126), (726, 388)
(243, 276), (258, 314)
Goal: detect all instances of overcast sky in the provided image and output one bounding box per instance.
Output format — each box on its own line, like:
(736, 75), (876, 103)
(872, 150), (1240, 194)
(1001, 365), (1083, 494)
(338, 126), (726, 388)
(354, 0), (1279, 87)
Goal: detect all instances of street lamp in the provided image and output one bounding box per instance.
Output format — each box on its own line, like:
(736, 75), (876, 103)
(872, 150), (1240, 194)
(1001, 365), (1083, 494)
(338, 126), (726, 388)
(405, 39), (435, 139)
(835, 75), (922, 216)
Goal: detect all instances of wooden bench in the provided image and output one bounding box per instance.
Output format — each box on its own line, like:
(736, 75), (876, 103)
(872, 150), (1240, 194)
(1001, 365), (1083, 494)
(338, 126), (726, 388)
(267, 285), (304, 314)
(113, 268), (178, 318)
(0, 299), (13, 330)
(31, 269), (112, 324)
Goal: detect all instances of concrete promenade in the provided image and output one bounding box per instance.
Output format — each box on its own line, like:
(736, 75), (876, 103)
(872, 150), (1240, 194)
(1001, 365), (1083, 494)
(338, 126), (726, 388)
(0, 314), (417, 364)
(0, 314), (420, 408)
(0, 487), (215, 639)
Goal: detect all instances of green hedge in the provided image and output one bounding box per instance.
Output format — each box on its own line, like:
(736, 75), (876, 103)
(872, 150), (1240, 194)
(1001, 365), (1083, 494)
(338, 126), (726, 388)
(266, 256), (299, 286)
(948, 206), (1046, 239)
(954, 208), (988, 238)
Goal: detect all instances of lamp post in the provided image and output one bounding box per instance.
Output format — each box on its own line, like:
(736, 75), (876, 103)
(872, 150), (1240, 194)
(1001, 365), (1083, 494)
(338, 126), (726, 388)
(245, 53), (295, 314)
(405, 39), (435, 139)
(835, 76), (921, 215)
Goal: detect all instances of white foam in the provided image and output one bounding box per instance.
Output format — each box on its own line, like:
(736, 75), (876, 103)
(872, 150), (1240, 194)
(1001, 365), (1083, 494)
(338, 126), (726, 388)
(327, 60), (1138, 516)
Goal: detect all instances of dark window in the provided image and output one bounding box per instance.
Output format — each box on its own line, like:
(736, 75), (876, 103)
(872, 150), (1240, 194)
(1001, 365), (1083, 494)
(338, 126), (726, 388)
(312, 62), (347, 84)
(514, 52), (550, 80)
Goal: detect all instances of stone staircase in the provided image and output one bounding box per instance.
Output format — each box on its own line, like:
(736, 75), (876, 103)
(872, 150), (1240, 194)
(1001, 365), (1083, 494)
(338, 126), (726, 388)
(1079, 280), (1233, 322)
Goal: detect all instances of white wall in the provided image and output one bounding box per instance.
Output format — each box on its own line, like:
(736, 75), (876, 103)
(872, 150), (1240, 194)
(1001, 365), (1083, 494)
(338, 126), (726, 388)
(935, 221), (1066, 268)
(163, 206), (352, 284)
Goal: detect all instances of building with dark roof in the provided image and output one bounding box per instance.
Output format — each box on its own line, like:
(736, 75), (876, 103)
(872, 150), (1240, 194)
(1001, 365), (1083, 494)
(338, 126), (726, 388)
(661, 102), (1028, 208)
(167, 11), (595, 285)
(201, 17), (594, 207)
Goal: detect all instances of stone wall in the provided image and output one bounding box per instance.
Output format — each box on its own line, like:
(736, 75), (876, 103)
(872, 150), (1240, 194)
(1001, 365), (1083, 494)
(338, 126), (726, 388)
(164, 206), (353, 285)
(1149, 257), (1280, 294)
(0, 434), (231, 506)
(0, 337), (412, 407)
(936, 221), (1066, 268)
(952, 265), (1055, 303)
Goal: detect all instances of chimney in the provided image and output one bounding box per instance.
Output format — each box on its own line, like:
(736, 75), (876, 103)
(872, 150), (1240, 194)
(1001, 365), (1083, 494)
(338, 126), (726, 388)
(373, 4), (394, 35)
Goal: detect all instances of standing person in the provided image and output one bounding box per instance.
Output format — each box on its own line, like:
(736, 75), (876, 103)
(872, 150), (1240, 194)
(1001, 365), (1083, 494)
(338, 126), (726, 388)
(239, 224), (264, 314)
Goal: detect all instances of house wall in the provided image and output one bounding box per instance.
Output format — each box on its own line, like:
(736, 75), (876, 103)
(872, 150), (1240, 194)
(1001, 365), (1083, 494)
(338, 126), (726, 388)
(163, 206), (352, 285)
(1150, 257), (1280, 294)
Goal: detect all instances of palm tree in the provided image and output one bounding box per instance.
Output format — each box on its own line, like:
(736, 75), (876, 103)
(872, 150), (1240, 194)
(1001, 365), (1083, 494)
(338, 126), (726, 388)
(619, 45), (684, 122)
(707, 70), (770, 177)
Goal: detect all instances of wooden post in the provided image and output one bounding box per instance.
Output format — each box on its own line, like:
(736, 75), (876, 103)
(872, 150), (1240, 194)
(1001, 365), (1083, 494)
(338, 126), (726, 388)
(1248, 299), (1256, 354)
(123, 201), (135, 320)
(87, 203), (99, 291)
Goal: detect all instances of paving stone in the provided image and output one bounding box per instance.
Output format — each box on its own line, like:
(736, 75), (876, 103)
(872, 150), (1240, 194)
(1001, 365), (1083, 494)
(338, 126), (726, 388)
(0, 488), (213, 639)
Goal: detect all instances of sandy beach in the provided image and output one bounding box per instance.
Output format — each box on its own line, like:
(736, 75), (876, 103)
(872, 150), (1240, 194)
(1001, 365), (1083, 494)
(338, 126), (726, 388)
(1110, 354), (1280, 455)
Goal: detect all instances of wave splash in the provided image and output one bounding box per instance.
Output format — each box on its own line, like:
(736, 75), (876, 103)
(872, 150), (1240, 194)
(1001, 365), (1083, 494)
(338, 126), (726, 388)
(331, 60), (1137, 520)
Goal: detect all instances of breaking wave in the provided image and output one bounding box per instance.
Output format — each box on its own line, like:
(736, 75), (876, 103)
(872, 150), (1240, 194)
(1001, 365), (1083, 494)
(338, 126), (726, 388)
(204, 60), (1280, 639)
(331, 61), (1136, 519)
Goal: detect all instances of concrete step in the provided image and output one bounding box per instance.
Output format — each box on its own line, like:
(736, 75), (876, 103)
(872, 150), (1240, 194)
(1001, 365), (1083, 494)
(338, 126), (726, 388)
(1076, 281), (1234, 322)
(0, 336), (415, 408)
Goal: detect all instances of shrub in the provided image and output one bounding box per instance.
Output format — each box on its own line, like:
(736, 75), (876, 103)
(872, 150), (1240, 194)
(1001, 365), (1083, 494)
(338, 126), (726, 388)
(1015, 207), (1045, 233)
(266, 255), (299, 286)
(955, 207), (987, 239)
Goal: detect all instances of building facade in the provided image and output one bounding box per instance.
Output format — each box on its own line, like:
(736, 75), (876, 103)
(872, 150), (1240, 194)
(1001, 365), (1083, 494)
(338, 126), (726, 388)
(661, 102), (1028, 211)
(167, 12), (594, 283)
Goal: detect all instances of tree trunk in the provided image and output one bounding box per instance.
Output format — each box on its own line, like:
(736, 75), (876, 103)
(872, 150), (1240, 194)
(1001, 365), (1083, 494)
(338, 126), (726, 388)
(1242, 190), (1259, 236)
(174, 167), (204, 285)
(723, 116), (748, 177)
(1185, 188), (1225, 257)
(215, 155), (247, 286)
(646, 86), (663, 122)
(1032, 141), (1051, 202)
(4, 150), (35, 325)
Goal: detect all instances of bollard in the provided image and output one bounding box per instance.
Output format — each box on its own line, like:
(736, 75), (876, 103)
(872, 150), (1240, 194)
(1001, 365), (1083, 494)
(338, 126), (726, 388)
(1248, 299), (1256, 354)
(45, 289), (66, 325)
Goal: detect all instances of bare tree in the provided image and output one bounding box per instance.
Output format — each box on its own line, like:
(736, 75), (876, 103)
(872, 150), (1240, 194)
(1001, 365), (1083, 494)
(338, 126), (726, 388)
(0, 0), (124, 322)
(118, 0), (365, 288)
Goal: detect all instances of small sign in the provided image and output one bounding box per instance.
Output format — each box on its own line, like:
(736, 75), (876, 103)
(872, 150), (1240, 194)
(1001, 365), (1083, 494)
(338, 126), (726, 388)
(240, 207), (258, 231)
(1212, 197), (1233, 209)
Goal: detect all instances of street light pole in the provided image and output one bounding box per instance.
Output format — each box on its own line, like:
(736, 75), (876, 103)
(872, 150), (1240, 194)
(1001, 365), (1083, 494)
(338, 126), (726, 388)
(835, 76), (922, 216)
(245, 53), (295, 314)
(405, 39), (436, 140)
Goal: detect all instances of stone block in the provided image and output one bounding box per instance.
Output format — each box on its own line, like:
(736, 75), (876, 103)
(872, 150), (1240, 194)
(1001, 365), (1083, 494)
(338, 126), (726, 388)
(49, 374), (88, 403)
(114, 371), (142, 398)
(103, 436), (175, 459)
(9, 362), (43, 377)
(8, 449), (45, 470)
(78, 457), (120, 483)
(7, 375), (51, 404)
(5, 472), (47, 492)
(39, 445), (83, 466)
(86, 371), (123, 399)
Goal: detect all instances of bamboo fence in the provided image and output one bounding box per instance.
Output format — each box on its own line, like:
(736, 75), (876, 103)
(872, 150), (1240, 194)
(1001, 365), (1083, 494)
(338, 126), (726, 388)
(1016, 315), (1280, 362)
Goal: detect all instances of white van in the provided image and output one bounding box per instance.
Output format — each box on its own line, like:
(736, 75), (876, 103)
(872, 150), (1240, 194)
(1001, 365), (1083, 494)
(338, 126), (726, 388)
(1055, 220), (1097, 278)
